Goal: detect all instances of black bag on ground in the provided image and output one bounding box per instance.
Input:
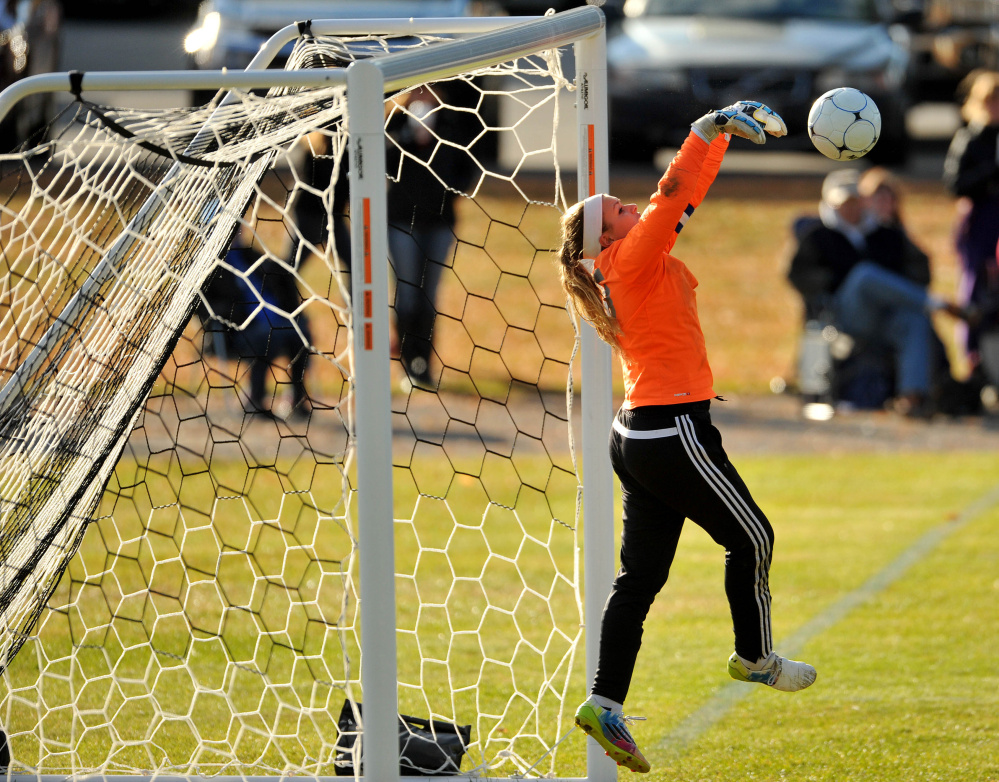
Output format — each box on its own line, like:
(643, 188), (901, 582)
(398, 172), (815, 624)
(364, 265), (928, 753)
(334, 700), (471, 776)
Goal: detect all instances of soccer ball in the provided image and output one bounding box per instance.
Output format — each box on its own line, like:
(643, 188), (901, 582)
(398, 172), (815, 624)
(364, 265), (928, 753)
(807, 88), (881, 160)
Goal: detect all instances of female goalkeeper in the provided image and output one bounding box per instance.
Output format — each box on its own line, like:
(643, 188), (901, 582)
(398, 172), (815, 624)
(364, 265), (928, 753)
(559, 102), (817, 774)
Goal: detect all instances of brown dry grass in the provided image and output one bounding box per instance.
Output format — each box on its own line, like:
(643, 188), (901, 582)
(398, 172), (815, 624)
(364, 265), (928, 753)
(3, 166), (965, 401)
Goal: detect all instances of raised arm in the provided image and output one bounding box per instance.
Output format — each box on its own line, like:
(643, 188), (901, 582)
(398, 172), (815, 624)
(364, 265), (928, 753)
(689, 100), (786, 209)
(611, 102), (786, 277)
(689, 134), (730, 211)
(608, 131), (712, 279)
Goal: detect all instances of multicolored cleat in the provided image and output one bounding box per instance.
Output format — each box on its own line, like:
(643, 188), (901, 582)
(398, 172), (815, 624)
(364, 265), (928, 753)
(727, 651), (817, 692)
(574, 697), (650, 773)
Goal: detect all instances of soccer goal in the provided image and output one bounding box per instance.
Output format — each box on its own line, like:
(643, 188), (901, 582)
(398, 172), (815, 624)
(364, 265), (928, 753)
(0, 7), (615, 781)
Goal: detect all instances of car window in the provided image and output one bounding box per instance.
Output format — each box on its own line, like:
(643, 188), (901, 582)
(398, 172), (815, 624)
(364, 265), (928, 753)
(626, 0), (881, 22)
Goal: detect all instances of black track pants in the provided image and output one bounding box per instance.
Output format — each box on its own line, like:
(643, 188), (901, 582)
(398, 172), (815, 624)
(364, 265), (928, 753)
(592, 400), (775, 704)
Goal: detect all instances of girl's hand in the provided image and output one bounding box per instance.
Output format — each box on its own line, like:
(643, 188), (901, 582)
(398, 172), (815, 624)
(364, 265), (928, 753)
(728, 101), (787, 137)
(692, 107), (766, 144)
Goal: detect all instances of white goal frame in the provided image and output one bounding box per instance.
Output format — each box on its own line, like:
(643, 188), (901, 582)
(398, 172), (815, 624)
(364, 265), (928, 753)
(0, 7), (616, 781)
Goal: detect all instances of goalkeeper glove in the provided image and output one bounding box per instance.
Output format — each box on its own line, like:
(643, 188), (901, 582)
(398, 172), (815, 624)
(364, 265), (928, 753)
(691, 101), (786, 144)
(729, 100), (787, 137)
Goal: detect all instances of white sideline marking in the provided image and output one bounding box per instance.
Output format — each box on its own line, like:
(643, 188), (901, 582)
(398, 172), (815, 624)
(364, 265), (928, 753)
(659, 481), (999, 752)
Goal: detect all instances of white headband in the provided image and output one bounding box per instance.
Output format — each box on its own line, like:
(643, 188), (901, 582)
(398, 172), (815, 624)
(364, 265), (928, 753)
(581, 193), (604, 262)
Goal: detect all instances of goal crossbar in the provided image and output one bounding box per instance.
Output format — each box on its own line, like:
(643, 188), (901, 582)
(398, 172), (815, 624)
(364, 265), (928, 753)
(0, 7), (603, 118)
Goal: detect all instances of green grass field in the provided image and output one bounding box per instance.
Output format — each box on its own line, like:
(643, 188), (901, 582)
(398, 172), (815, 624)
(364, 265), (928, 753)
(4, 120), (997, 780)
(10, 451), (996, 780)
(280, 448), (997, 782)
(550, 451), (999, 782)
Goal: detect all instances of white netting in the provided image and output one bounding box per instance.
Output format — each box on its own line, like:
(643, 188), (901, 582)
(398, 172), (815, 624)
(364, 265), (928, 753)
(0, 27), (584, 779)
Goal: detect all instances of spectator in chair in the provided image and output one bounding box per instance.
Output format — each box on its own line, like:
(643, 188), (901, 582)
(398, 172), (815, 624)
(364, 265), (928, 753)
(203, 223), (313, 421)
(788, 169), (971, 417)
(859, 167), (929, 279)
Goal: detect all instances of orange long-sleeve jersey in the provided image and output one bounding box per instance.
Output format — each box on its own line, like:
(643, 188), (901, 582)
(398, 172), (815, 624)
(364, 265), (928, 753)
(591, 130), (729, 409)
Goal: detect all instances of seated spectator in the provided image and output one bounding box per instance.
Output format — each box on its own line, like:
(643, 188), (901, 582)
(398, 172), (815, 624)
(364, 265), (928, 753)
(858, 168), (931, 283)
(201, 223), (313, 420)
(788, 169), (971, 417)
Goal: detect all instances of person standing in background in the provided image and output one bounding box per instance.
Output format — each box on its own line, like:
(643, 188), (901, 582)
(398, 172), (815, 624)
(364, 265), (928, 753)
(385, 83), (477, 390)
(944, 70), (999, 368)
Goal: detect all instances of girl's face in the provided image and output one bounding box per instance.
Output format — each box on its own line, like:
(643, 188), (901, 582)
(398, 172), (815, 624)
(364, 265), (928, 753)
(985, 89), (999, 124)
(600, 196), (639, 248)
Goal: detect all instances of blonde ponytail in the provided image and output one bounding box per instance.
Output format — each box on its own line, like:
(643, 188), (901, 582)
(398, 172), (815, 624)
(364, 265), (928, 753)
(556, 200), (624, 354)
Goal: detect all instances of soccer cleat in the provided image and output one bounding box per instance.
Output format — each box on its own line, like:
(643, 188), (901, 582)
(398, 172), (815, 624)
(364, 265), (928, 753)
(574, 698), (650, 773)
(728, 651), (817, 692)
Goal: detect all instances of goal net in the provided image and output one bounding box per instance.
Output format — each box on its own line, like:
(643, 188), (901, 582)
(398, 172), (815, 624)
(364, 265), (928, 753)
(0, 10), (610, 780)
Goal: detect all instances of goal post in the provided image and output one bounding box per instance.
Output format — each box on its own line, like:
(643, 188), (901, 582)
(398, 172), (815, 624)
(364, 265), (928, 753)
(344, 21), (616, 779)
(345, 57), (398, 782)
(570, 29), (616, 782)
(0, 7), (615, 781)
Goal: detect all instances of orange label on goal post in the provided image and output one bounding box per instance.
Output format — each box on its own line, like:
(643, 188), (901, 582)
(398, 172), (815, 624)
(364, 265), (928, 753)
(362, 198), (373, 350)
(363, 198), (371, 285)
(587, 124), (596, 196)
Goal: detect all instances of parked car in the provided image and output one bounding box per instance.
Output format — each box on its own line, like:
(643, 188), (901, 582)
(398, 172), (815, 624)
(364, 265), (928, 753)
(183, 0), (473, 74)
(60, 0), (199, 20)
(483, 0), (625, 21)
(0, 0), (61, 150)
(606, 0), (915, 163)
(904, 0), (999, 102)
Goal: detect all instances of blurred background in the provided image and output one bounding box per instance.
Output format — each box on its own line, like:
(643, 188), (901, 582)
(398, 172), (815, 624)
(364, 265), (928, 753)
(5, 0), (996, 177)
(5, 0), (999, 401)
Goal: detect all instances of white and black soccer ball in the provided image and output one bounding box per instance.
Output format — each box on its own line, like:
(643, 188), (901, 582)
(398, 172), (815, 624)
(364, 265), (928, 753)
(807, 87), (881, 161)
